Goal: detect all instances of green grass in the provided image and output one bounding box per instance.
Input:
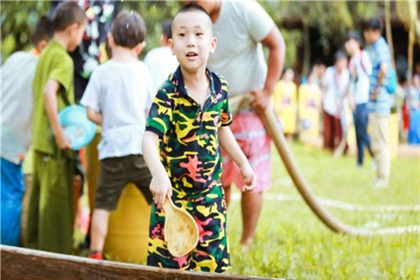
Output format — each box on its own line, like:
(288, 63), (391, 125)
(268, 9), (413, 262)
(73, 142), (419, 279)
(227, 142), (420, 279)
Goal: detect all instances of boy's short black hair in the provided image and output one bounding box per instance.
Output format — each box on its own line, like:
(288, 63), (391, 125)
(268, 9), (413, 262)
(345, 31), (362, 44)
(52, 2), (87, 32)
(334, 50), (347, 62)
(162, 19), (173, 39)
(177, 2), (210, 17)
(364, 17), (383, 32)
(111, 10), (146, 48)
(30, 16), (54, 46)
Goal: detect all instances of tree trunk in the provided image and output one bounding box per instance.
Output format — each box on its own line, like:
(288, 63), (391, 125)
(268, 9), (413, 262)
(302, 23), (311, 79)
(384, 0), (395, 68)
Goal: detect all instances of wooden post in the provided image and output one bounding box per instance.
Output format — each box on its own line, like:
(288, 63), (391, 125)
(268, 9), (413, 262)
(0, 245), (279, 280)
(384, 0), (396, 68)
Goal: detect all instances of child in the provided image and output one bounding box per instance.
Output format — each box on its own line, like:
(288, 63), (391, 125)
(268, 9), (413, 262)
(344, 32), (374, 167)
(321, 51), (350, 152)
(144, 19), (178, 92)
(272, 68), (298, 141)
(25, 2), (87, 254)
(298, 73), (322, 142)
(80, 10), (154, 260)
(1, 16), (53, 247)
(142, 3), (256, 272)
(363, 18), (394, 187)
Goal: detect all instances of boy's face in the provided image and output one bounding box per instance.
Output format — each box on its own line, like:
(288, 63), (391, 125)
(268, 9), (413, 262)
(68, 22), (87, 52)
(335, 58), (347, 71)
(170, 10), (216, 72)
(363, 29), (379, 45)
(344, 39), (357, 56)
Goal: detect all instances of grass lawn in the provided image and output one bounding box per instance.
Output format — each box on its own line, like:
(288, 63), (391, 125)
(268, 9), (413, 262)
(227, 142), (420, 279)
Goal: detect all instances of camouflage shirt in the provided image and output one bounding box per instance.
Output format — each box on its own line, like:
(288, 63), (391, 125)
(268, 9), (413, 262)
(145, 67), (232, 198)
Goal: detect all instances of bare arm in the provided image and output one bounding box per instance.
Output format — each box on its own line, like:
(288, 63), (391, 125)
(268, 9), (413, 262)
(219, 126), (256, 191)
(372, 62), (387, 99)
(43, 79), (70, 149)
(252, 26), (286, 113)
(86, 106), (103, 125)
(142, 131), (172, 208)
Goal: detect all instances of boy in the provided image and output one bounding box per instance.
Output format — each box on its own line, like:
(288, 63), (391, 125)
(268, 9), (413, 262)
(144, 19), (178, 92)
(1, 16), (53, 246)
(344, 32), (374, 167)
(142, 3), (256, 272)
(80, 10), (154, 260)
(321, 51), (350, 152)
(363, 18), (394, 188)
(25, 2), (87, 254)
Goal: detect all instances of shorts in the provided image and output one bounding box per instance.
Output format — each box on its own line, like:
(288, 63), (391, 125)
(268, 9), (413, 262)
(221, 111), (271, 192)
(1, 158), (24, 246)
(95, 155), (153, 210)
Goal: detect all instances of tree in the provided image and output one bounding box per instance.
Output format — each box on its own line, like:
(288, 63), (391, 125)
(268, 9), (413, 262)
(261, 1), (380, 76)
(0, 0), (181, 62)
(1, 1), (50, 61)
(396, 0), (420, 82)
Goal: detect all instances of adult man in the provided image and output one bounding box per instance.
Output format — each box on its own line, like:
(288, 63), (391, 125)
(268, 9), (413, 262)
(194, 0), (286, 245)
(363, 18), (394, 188)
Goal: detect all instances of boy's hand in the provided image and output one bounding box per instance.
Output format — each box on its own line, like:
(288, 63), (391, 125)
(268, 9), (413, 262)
(240, 162), (256, 192)
(149, 174), (173, 209)
(54, 129), (71, 149)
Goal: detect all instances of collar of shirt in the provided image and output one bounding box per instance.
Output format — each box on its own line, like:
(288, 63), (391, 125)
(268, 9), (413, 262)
(171, 66), (220, 105)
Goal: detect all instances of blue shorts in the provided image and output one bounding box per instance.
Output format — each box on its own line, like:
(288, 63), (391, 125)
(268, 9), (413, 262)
(1, 158), (25, 246)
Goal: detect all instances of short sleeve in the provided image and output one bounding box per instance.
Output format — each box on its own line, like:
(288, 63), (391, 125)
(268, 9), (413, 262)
(49, 55), (73, 93)
(362, 51), (372, 76)
(80, 71), (100, 112)
(145, 88), (173, 137)
(143, 66), (155, 111)
(220, 80), (232, 126)
(243, 0), (274, 42)
(322, 67), (333, 88)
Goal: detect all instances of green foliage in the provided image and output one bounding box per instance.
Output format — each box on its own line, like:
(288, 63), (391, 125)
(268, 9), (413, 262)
(1, 0), (50, 61)
(0, 0), (181, 62)
(1, 1), (384, 65)
(280, 29), (301, 69)
(120, 0), (181, 59)
(261, 0), (381, 64)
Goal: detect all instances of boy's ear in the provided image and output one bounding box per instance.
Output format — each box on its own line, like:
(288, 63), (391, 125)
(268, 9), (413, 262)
(107, 33), (115, 48)
(168, 39), (175, 55)
(133, 41), (146, 55)
(67, 22), (79, 36)
(210, 37), (217, 54)
(36, 39), (49, 53)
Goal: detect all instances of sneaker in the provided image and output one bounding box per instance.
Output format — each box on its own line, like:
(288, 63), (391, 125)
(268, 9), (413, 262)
(89, 251), (103, 260)
(373, 179), (388, 188)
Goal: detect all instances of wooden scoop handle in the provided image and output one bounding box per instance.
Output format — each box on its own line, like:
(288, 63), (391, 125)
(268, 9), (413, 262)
(163, 195), (174, 214)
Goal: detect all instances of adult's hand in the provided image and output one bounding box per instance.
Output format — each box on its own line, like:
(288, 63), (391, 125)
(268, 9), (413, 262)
(251, 88), (272, 114)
